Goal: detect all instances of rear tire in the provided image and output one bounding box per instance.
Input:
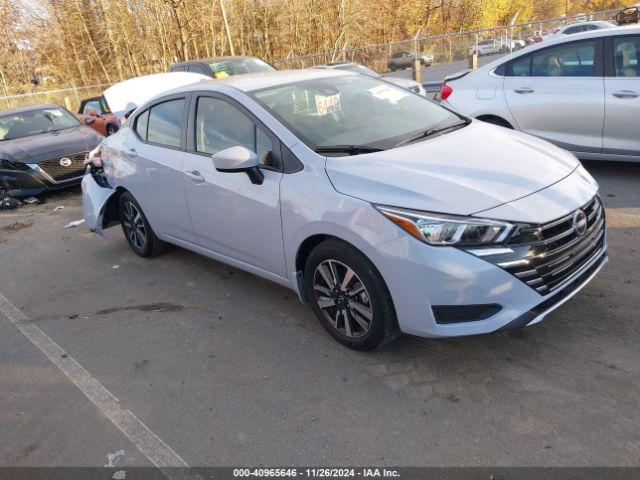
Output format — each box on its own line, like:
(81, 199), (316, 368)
(304, 239), (399, 350)
(119, 192), (166, 258)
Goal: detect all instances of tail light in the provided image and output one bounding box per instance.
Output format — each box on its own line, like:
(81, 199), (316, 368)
(440, 84), (453, 101)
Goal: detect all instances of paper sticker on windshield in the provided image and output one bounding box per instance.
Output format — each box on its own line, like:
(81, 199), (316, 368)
(315, 93), (341, 116)
(44, 109), (63, 117)
(367, 85), (408, 104)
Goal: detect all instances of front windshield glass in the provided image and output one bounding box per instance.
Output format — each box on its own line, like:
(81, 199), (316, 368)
(209, 58), (275, 77)
(252, 75), (463, 151)
(0, 107), (79, 141)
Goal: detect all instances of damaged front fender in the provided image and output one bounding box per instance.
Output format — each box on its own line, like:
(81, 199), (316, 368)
(81, 174), (118, 237)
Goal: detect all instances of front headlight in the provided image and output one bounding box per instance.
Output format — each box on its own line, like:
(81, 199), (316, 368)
(375, 205), (514, 246)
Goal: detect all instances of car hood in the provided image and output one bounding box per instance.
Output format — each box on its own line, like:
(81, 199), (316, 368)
(104, 72), (210, 121)
(324, 121), (580, 216)
(0, 126), (102, 163)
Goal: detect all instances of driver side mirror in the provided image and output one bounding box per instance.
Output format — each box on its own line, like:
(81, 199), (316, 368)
(212, 146), (263, 185)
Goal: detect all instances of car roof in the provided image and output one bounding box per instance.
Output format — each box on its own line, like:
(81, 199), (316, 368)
(168, 68), (353, 95)
(0, 103), (63, 117)
(478, 24), (640, 72)
(560, 20), (613, 28)
(172, 56), (264, 66)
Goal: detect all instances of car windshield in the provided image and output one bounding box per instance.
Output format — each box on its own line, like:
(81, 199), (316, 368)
(252, 75), (464, 153)
(208, 58), (275, 77)
(0, 107), (79, 141)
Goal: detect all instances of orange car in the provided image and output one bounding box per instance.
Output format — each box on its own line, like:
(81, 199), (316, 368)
(76, 96), (119, 136)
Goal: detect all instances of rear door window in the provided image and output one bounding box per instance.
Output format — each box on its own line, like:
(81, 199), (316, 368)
(507, 55), (532, 76)
(147, 99), (185, 148)
(613, 36), (640, 77)
(531, 40), (597, 77)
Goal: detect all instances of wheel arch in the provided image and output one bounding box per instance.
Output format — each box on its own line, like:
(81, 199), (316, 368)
(475, 114), (514, 129)
(100, 185), (127, 229)
(293, 231), (389, 305)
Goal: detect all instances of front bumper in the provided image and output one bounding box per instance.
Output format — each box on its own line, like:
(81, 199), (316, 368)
(376, 234), (607, 338)
(1, 163), (85, 197)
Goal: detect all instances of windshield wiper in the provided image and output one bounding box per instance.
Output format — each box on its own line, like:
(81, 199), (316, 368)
(394, 120), (470, 148)
(314, 145), (384, 156)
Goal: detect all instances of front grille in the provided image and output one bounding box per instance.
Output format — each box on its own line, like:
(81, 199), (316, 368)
(469, 196), (606, 296)
(502, 196), (605, 295)
(38, 152), (87, 182)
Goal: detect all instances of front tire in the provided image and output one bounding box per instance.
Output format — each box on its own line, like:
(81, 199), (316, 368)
(304, 239), (399, 350)
(119, 192), (166, 257)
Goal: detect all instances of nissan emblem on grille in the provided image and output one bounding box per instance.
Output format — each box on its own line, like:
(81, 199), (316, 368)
(573, 209), (587, 236)
(59, 157), (72, 167)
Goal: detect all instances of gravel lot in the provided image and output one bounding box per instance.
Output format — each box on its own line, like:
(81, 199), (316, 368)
(0, 161), (638, 468)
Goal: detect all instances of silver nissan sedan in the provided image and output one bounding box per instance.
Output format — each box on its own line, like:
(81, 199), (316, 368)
(83, 69), (606, 350)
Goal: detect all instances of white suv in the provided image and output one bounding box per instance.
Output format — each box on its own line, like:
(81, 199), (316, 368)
(442, 26), (640, 162)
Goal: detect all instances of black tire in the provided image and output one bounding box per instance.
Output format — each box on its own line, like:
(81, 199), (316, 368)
(478, 116), (513, 129)
(119, 191), (166, 257)
(304, 239), (399, 350)
(106, 123), (118, 136)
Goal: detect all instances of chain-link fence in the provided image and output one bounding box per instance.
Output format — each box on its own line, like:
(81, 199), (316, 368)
(272, 8), (622, 75)
(0, 7), (626, 111)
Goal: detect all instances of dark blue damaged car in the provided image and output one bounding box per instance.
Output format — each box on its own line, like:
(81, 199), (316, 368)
(0, 104), (103, 197)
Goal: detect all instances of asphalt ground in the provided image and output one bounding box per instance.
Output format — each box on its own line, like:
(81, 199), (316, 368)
(0, 161), (639, 468)
(382, 54), (506, 85)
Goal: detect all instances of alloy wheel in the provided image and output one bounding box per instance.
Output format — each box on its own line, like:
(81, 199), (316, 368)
(312, 259), (373, 338)
(122, 201), (146, 250)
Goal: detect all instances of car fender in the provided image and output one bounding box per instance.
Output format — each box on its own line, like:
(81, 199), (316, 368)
(81, 173), (117, 237)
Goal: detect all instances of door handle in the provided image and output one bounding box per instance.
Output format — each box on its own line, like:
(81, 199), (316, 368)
(125, 146), (137, 155)
(514, 87), (534, 94)
(185, 170), (205, 182)
(612, 90), (639, 99)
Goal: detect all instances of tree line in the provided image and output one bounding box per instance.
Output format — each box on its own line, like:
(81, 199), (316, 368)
(0, 0), (629, 96)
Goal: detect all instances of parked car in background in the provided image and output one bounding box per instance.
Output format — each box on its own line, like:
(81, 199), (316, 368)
(168, 56), (276, 78)
(0, 104), (102, 197)
(83, 69), (606, 350)
(441, 25), (640, 162)
(103, 72), (210, 121)
(76, 95), (120, 136)
(616, 5), (640, 25)
(542, 21), (616, 41)
(315, 62), (427, 96)
(387, 51), (434, 71)
(469, 39), (525, 56)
